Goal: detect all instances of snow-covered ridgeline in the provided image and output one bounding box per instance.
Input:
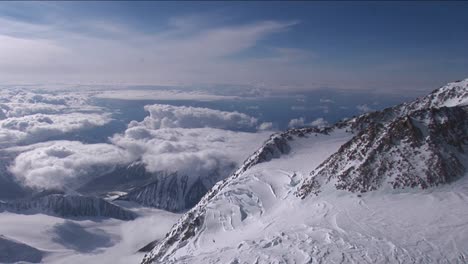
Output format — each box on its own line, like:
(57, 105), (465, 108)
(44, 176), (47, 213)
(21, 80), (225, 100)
(141, 78), (468, 263)
(141, 126), (330, 263)
(345, 78), (468, 132)
(298, 106), (468, 197)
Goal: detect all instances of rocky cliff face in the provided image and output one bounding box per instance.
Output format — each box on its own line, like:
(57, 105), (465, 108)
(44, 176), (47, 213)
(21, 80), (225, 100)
(297, 106), (468, 198)
(0, 193), (136, 220)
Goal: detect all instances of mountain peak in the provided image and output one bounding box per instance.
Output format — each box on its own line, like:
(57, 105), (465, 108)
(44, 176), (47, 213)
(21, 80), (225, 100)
(298, 106), (468, 198)
(141, 78), (468, 264)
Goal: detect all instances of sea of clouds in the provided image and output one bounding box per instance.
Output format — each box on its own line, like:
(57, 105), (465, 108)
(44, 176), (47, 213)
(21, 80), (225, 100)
(0, 89), (110, 148)
(1, 88), (276, 191)
(1, 86), (338, 192)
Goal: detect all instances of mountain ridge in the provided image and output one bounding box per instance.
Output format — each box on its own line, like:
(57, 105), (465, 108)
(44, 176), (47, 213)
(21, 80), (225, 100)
(142, 78), (468, 264)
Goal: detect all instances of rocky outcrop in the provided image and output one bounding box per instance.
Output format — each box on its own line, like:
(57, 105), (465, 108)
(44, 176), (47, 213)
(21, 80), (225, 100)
(345, 79), (468, 132)
(297, 106), (468, 198)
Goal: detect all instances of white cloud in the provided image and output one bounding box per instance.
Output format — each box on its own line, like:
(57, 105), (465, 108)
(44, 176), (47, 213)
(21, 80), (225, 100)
(310, 117), (329, 128)
(9, 141), (134, 189)
(288, 117), (329, 128)
(111, 127), (269, 178)
(246, 105), (259, 110)
(0, 5), (457, 94)
(137, 104), (258, 130)
(8, 126), (269, 190)
(7, 103), (271, 190)
(107, 104), (270, 186)
(320, 98), (335, 104)
(291, 105), (306, 111)
(0, 112), (111, 146)
(0, 88), (111, 147)
(288, 117), (305, 128)
(258, 122), (274, 131)
(0, 14), (310, 89)
(94, 89), (238, 101)
(356, 104), (373, 113)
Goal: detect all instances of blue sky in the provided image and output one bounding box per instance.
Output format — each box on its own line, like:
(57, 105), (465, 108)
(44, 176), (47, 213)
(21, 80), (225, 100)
(0, 1), (467, 95)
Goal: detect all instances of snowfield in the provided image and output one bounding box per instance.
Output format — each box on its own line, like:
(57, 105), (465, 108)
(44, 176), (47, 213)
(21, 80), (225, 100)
(0, 204), (181, 264)
(144, 129), (468, 263)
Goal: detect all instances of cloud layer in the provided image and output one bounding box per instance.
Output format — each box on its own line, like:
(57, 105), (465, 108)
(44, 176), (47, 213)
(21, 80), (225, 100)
(0, 88), (111, 147)
(110, 104), (271, 180)
(137, 104), (259, 130)
(288, 117), (329, 128)
(8, 103), (271, 190)
(9, 141), (133, 189)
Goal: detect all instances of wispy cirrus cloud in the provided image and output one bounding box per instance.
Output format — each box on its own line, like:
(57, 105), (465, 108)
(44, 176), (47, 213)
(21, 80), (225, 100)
(0, 8), (308, 88)
(1, 2), (466, 94)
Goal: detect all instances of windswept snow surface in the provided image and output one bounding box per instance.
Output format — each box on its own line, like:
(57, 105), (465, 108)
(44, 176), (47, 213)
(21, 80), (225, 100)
(0, 204), (181, 264)
(143, 128), (468, 263)
(0, 235), (43, 263)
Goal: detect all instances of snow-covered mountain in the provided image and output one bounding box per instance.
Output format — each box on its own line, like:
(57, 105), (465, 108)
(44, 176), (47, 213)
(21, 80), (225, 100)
(79, 162), (235, 212)
(78, 162), (158, 197)
(346, 78), (468, 132)
(0, 193), (136, 220)
(115, 171), (216, 212)
(298, 106), (468, 196)
(141, 79), (468, 264)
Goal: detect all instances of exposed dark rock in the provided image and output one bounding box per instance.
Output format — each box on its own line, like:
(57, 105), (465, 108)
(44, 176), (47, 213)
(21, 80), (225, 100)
(298, 106), (468, 198)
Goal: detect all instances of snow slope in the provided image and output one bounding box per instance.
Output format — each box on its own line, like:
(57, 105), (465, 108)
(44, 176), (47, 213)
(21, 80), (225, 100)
(142, 79), (468, 264)
(143, 127), (468, 264)
(0, 235), (43, 263)
(0, 204), (181, 264)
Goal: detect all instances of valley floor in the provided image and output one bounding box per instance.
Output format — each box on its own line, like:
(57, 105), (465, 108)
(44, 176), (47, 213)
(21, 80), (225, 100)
(0, 202), (181, 264)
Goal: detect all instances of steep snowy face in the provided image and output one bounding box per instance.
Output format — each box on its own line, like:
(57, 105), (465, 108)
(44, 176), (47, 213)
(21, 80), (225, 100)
(408, 78), (468, 109)
(298, 106), (468, 197)
(78, 162), (156, 196)
(141, 79), (468, 264)
(83, 128), (309, 213)
(0, 194), (136, 220)
(115, 169), (225, 212)
(141, 127), (334, 263)
(79, 161), (234, 212)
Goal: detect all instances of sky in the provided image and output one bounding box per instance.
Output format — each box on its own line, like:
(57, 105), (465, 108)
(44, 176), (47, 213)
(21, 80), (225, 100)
(0, 1), (467, 95)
